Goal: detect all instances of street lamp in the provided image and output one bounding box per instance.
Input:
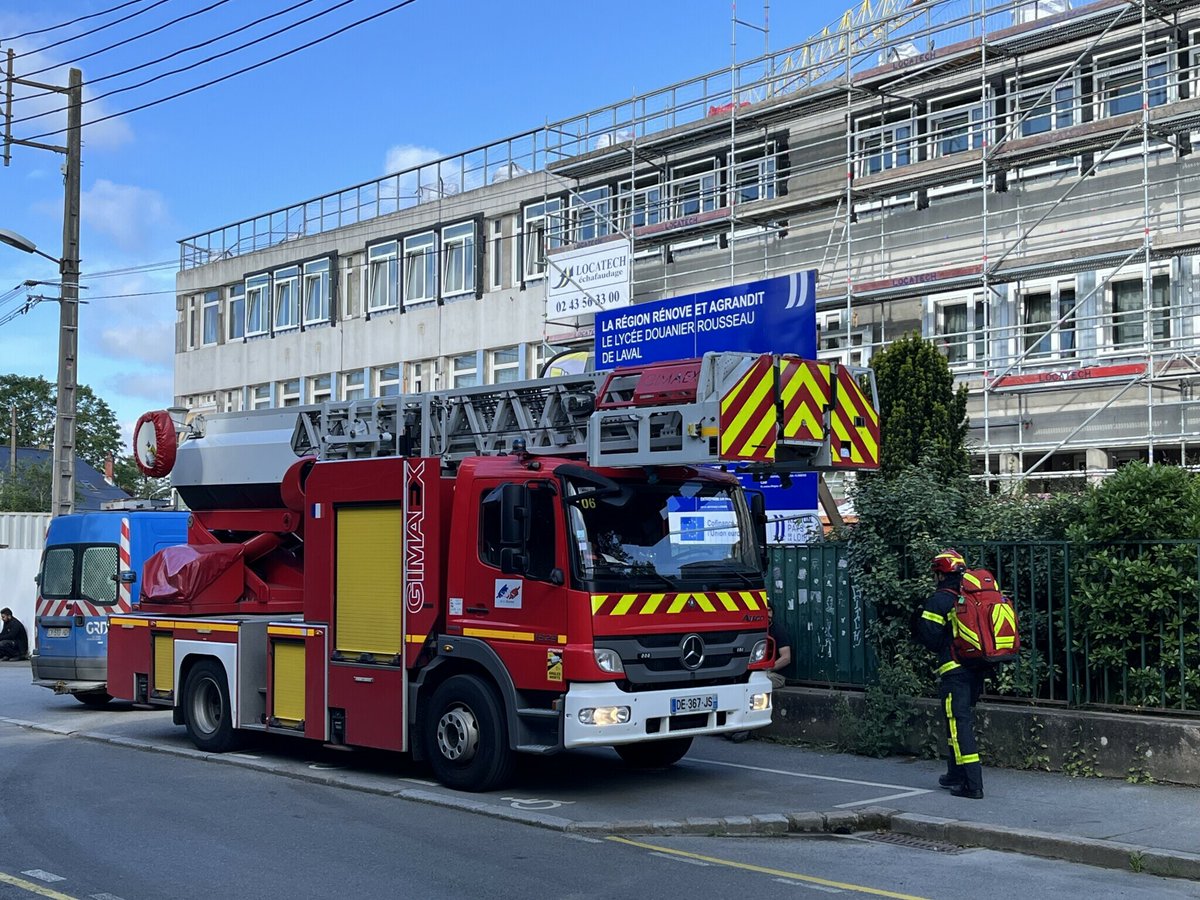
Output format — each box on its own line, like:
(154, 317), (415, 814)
(0, 227), (60, 264)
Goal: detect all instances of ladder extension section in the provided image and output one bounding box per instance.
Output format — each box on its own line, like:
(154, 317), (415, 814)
(281, 351), (880, 473)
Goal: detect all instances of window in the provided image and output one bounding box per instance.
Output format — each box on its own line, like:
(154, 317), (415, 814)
(856, 119), (913, 176)
(490, 346), (520, 383)
(569, 187), (611, 243)
(404, 232), (437, 304)
(617, 175), (663, 231)
(307, 373), (332, 404)
(273, 266), (300, 331)
(930, 103), (986, 157)
(278, 378), (300, 407)
(340, 369), (365, 401)
(531, 341), (571, 379)
(250, 383), (271, 409)
(522, 199), (563, 279)
(185, 295), (201, 349)
(245, 275), (269, 337)
(1096, 54), (1169, 118)
(81, 545), (120, 605)
(1014, 80), (1075, 137)
(222, 390), (244, 413)
(670, 160), (719, 218)
(937, 298), (987, 364)
(406, 360), (432, 394)
(202, 289), (219, 345)
(1020, 287), (1077, 359)
(442, 222), (475, 297)
(373, 364), (400, 397)
(368, 241), (399, 312)
(451, 352), (478, 388)
(489, 219), (504, 290)
(303, 259), (331, 325)
(227, 283), (245, 340)
(1112, 275), (1170, 348)
(817, 312), (873, 367)
(480, 482), (556, 579)
(731, 147), (776, 204)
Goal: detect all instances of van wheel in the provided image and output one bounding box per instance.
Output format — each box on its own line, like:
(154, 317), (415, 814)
(183, 659), (243, 752)
(74, 691), (112, 708)
(425, 675), (515, 792)
(615, 736), (693, 769)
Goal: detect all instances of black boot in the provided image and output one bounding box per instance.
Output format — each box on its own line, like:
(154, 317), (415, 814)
(938, 773), (964, 789)
(950, 784), (984, 800)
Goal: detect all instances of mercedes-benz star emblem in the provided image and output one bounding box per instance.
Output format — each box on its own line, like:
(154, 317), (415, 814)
(680, 634), (705, 670)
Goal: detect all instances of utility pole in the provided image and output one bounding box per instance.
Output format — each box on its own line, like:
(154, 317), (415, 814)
(3, 51), (82, 517)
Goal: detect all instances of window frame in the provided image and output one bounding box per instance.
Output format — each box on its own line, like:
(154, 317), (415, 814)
(373, 363), (400, 397)
(277, 378), (301, 407)
(730, 144), (777, 205)
(1109, 272), (1171, 350)
(227, 283), (245, 341)
(1008, 70), (1080, 178)
(303, 258), (331, 325)
(340, 369), (366, 401)
(617, 174), (663, 233)
(272, 266), (300, 333)
(250, 383), (271, 409)
(450, 352), (479, 388)
(201, 289), (220, 346)
(489, 346), (521, 384)
(569, 186), (612, 244)
(669, 159), (720, 219)
(521, 198), (564, 281)
(489, 219), (504, 291)
(441, 221), (476, 298)
(403, 231), (438, 306)
(245, 274), (270, 338)
(367, 240), (399, 313)
(307, 373), (333, 405)
(932, 295), (988, 367)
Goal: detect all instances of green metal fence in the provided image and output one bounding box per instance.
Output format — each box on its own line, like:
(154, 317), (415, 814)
(769, 539), (1200, 715)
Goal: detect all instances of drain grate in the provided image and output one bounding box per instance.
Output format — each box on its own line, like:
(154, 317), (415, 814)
(865, 832), (971, 854)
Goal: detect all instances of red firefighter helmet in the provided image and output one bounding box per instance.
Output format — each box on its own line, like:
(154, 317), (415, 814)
(931, 549), (967, 575)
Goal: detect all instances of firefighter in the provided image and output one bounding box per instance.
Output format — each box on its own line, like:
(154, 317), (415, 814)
(915, 550), (986, 800)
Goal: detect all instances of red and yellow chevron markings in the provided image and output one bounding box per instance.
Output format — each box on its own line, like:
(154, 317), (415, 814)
(719, 355), (778, 462)
(779, 357), (830, 443)
(829, 366), (880, 469)
(591, 590), (767, 616)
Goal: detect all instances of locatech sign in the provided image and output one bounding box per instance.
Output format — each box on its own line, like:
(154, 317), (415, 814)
(594, 270), (816, 367)
(546, 238), (631, 319)
(594, 271), (820, 535)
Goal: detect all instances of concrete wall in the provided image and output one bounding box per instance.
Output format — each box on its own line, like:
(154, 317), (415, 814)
(770, 687), (1200, 787)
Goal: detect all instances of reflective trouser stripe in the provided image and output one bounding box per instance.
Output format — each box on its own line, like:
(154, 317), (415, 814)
(943, 695), (980, 765)
(937, 660), (961, 675)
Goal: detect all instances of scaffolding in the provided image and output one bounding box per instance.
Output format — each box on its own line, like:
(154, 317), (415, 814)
(179, 0), (1200, 489)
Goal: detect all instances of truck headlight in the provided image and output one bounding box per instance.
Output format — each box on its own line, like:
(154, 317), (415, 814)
(578, 706), (631, 726)
(750, 639), (768, 664)
(594, 648), (624, 674)
(749, 692), (771, 711)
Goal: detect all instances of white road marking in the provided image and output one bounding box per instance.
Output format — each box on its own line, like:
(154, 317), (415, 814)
(22, 870), (66, 883)
(773, 877), (843, 893)
(692, 757), (930, 795)
(650, 851), (710, 866)
(90, 893), (128, 900)
(835, 790), (931, 809)
(562, 834), (605, 844)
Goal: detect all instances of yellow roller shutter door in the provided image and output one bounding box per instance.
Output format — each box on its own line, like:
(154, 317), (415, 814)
(335, 505), (403, 657)
(272, 640), (306, 725)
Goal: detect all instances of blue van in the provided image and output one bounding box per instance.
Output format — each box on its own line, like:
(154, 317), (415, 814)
(31, 509), (189, 705)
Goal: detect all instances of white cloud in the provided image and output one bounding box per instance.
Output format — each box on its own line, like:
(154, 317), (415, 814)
(80, 180), (170, 253)
(98, 319), (174, 369)
(384, 143), (442, 175)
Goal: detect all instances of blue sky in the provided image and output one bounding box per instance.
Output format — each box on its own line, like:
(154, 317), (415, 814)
(0, 0), (844, 449)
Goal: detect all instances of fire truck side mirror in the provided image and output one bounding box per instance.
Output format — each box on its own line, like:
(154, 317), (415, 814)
(748, 490), (769, 573)
(495, 483), (531, 546)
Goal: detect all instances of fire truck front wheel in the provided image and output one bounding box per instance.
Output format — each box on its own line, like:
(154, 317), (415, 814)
(183, 659), (244, 753)
(426, 675), (516, 792)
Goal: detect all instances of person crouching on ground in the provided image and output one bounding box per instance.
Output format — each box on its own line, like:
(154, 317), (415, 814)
(0, 608), (28, 661)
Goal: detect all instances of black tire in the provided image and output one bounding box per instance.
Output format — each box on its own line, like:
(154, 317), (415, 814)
(615, 736), (693, 769)
(74, 691), (112, 708)
(182, 659), (243, 753)
(425, 675), (515, 792)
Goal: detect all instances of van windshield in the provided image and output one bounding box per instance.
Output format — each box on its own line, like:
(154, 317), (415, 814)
(563, 474), (760, 591)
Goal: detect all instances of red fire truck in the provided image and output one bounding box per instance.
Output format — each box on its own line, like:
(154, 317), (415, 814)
(109, 351), (878, 791)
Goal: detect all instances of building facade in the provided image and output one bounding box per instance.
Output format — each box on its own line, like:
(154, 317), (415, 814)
(175, 0), (1200, 490)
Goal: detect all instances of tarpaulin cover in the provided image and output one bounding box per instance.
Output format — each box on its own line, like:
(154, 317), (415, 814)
(140, 544), (245, 604)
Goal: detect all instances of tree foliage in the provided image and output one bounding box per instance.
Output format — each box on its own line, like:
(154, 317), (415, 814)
(0, 374), (122, 469)
(111, 454), (171, 500)
(0, 458), (52, 512)
(870, 332), (969, 479)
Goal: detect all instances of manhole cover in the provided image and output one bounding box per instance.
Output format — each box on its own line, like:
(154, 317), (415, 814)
(865, 832), (971, 854)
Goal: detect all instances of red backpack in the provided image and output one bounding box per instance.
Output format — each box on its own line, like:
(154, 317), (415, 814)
(949, 568), (1020, 666)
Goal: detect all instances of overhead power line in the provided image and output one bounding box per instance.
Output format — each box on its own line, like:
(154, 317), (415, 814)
(23, 0), (421, 143)
(14, 0), (174, 60)
(10, 0), (342, 124)
(0, 0), (148, 43)
(24, 0), (236, 79)
(12, 0), (321, 107)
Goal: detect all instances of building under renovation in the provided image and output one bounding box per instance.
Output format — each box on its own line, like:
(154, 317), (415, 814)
(174, 0), (1200, 490)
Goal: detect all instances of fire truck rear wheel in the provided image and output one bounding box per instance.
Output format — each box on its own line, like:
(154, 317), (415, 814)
(426, 675), (515, 792)
(615, 736), (694, 769)
(183, 659), (243, 753)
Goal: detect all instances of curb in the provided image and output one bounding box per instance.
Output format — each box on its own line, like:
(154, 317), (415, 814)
(4, 717), (1198, 881)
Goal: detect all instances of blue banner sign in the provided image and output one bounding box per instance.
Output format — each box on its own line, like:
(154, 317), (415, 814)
(594, 270), (816, 367)
(594, 271), (820, 538)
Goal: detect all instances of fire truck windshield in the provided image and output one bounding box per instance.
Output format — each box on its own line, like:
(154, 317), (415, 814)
(563, 475), (760, 590)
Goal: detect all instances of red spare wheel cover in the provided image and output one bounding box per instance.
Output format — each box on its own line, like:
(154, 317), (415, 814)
(133, 410), (177, 477)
